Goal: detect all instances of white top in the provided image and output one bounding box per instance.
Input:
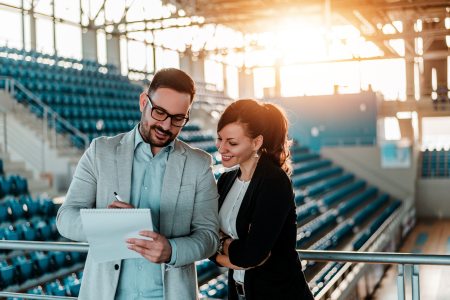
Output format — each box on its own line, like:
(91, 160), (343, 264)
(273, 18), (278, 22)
(219, 177), (250, 283)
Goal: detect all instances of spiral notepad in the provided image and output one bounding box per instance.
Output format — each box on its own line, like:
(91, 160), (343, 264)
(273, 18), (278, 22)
(80, 208), (153, 263)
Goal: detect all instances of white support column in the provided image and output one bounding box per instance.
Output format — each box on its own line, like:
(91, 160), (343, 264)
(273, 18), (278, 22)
(106, 34), (121, 70)
(191, 53), (205, 83)
(180, 48), (193, 76)
(222, 62), (228, 97)
(179, 49), (205, 82)
(29, 11), (37, 51)
(238, 67), (254, 99)
(82, 27), (98, 61)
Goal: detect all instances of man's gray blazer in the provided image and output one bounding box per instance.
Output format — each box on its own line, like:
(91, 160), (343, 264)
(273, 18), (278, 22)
(56, 127), (220, 300)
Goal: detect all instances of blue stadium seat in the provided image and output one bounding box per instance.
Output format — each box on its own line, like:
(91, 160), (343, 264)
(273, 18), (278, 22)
(63, 274), (81, 297)
(30, 251), (51, 275)
(11, 255), (34, 283)
(19, 195), (40, 217)
(14, 220), (37, 241)
(49, 251), (67, 269)
(321, 180), (366, 207)
(0, 176), (12, 198)
(336, 187), (378, 216)
(0, 224), (20, 240)
(0, 261), (16, 288)
(45, 281), (66, 296)
(292, 166), (342, 187)
(292, 160), (332, 175)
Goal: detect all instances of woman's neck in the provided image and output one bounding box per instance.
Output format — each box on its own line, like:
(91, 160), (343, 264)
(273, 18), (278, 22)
(239, 157), (260, 182)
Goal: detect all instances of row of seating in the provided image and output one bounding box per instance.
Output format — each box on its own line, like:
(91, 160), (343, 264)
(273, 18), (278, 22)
(292, 160), (332, 176)
(0, 61), (134, 91)
(292, 166), (343, 190)
(5, 270), (83, 300)
(295, 180), (373, 225)
(304, 199), (401, 295)
(52, 106), (139, 121)
(0, 46), (122, 79)
(0, 175), (28, 198)
(0, 216), (58, 243)
(179, 131), (215, 143)
(199, 273), (228, 299)
(421, 150), (450, 177)
(352, 200), (402, 250)
(295, 173), (354, 205)
(287, 149), (402, 296)
(38, 93), (137, 109)
(0, 251), (85, 289)
(0, 46), (143, 148)
(0, 195), (56, 222)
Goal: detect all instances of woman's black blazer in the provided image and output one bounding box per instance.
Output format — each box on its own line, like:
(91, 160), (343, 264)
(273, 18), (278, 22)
(216, 155), (314, 300)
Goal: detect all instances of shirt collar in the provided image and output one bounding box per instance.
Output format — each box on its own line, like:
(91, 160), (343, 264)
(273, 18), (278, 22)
(134, 124), (175, 154)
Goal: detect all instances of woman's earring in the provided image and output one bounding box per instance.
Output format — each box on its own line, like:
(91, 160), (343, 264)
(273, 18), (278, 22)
(254, 151), (259, 158)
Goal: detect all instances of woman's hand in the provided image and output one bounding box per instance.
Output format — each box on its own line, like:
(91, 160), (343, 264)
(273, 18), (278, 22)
(222, 237), (232, 256)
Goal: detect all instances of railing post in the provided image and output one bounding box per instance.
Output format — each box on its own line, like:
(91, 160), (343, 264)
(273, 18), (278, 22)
(52, 113), (57, 147)
(2, 111), (7, 153)
(397, 264), (405, 300)
(411, 264), (420, 300)
(42, 106), (47, 172)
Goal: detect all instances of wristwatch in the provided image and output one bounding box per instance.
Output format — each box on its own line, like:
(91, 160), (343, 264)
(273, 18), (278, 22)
(217, 237), (228, 255)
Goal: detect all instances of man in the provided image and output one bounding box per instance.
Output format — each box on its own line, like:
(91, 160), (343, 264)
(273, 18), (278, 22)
(57, 68), (220, 300)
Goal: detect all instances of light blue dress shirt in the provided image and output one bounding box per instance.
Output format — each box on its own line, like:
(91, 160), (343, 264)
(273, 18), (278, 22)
(115, 127), (177, 300)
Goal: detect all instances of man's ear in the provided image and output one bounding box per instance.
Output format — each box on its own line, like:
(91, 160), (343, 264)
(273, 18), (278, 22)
(139, 92), (148, 112)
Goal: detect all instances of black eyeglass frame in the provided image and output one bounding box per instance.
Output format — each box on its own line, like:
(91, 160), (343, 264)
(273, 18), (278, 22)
(146, 94), (190, 127)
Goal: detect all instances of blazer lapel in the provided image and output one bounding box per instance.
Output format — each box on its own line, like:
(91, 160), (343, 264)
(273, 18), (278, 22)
(218, 169), (239, 209)
(115, 129), (135, 204)
(160, 140), (186, 236)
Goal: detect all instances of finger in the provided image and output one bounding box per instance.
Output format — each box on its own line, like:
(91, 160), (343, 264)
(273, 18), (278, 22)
(139, 231), (159, 239)
(128, 244), (159, 262)
(108, 201), (134, 209)
(127, 238), (153, 248)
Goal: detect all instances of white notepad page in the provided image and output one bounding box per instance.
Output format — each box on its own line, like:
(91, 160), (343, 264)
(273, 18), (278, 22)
(80, 208), (153, 263)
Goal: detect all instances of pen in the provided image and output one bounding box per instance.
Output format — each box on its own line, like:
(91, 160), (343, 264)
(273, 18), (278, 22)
(114, 192), (125, 202)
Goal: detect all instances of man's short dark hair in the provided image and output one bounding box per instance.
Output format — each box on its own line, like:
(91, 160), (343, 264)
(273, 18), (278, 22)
(148, 68), (196, 103)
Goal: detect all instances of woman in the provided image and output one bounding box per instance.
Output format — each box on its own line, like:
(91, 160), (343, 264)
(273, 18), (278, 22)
(212, 99), (313, 300)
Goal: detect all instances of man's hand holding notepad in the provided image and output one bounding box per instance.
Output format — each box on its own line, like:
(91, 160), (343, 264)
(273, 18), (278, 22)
(80, 208), (153, 263)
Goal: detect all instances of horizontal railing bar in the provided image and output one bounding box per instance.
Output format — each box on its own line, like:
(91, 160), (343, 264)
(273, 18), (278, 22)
(0, 291), (76, 300)
(298, 249), (450, 265)
(0, 240), (89, 252)
(1, 241), (450, 266)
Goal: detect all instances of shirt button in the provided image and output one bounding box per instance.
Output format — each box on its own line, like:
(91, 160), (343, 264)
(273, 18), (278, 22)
(144, 186), (148, 190)
(138, 265), (143, 270)
(139, 292), (143, 296)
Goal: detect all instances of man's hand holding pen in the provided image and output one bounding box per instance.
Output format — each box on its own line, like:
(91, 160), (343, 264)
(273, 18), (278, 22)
(108, 192), (135, 209)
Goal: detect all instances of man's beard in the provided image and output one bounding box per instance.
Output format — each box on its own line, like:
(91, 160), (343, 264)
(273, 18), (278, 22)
(140, 123), (176, 147)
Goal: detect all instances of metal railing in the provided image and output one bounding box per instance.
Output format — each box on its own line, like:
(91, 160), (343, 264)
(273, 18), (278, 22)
(0, 107), (7, 153)
(0, 240), (449, 300)
(0, 76), (89, 154)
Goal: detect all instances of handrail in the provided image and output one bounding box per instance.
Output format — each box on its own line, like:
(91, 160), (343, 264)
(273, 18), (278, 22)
(0, 76), (90, 150)
(0, 239), (447, 300)
(0, 240), (88, 252)
(297, 249), (450, 265)
(4, 240), (448, 265)
(0, 292), (75, 300)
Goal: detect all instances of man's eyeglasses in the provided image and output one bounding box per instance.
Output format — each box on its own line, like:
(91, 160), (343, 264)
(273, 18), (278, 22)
(146, 94), (190, 127)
